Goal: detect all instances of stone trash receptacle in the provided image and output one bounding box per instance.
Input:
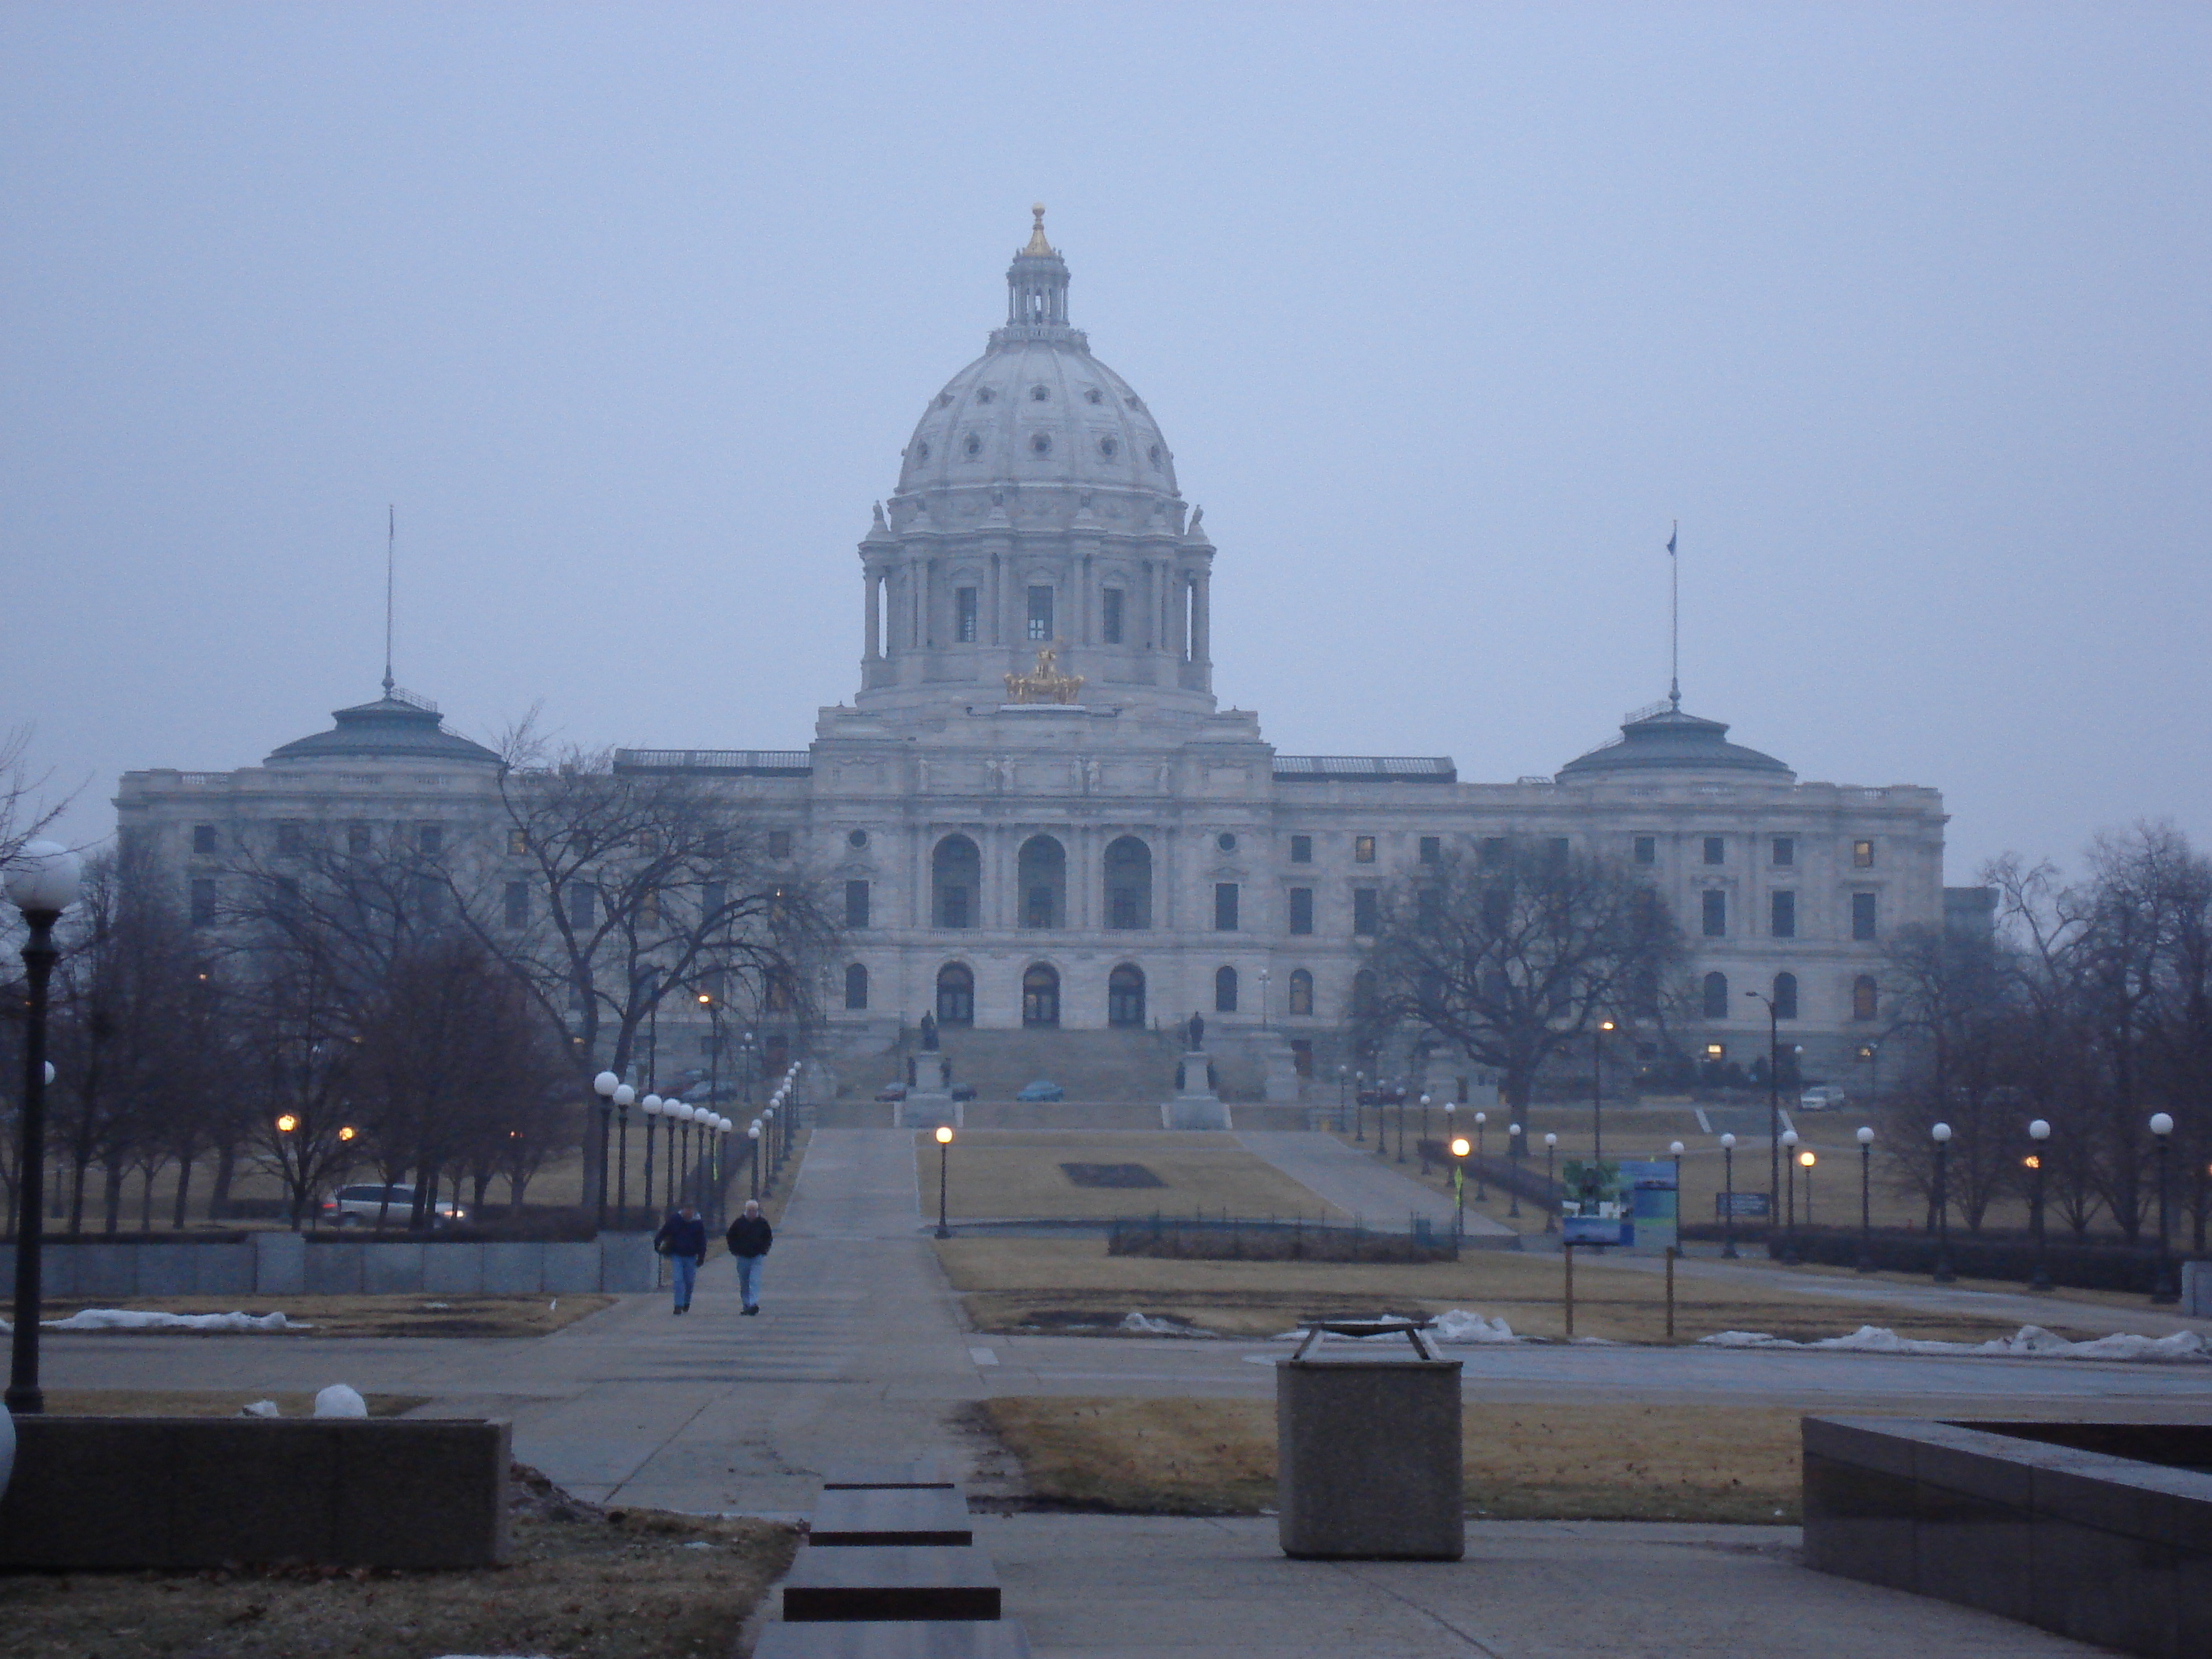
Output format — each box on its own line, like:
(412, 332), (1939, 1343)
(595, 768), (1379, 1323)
(1276, 1317), (1463, 1560)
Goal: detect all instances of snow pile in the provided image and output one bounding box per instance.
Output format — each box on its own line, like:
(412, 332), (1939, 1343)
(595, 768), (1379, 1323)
(0, 1308), (308, 1334)
(239, 1399), (281, 1418)
(1699, 1323), (2211, 1362)
(1430, 1309), (1520, 1345)
(314, 1383), (369, 1418)
(1118, 1310), (1214, 1339)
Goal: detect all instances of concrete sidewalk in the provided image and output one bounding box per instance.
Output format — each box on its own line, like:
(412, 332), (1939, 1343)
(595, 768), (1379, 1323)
(1237, 1130), (1513, 1236)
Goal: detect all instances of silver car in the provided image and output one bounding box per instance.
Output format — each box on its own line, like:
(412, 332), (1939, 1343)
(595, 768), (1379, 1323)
(1798, 1085), (1848, 1111)
(319, 1183), (465, 1227)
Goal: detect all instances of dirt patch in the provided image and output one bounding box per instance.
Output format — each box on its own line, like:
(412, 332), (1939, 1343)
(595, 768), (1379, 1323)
(0, 1460), (797, 1659)
(36, 1293), (617, 1340)
(41, 1390), (427, 1419)
(984, 1396), (1822, 1523)
(921, 1132), (1344, 1222)
(1060, 1163), (1166, 1188)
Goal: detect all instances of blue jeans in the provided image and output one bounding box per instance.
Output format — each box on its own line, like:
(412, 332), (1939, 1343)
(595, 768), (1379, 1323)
(734, 1254), (763, 1309)
(671, 1253), (698, 1309)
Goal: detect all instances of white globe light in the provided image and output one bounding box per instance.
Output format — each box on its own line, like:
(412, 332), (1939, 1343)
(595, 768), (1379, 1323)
(5, 840), (83, 914)
(1932, 1122), (1952, 1143)
(1669, 1141), (1685, 1155)
(1856, 1126), (1875, 1145)
(1509, 1123), (1522, 1137)
(1721, 1133), (1737, 1149)
(613, 1084), (635, 1107)
(1474, 1111), (1485, 1125)
(642, 1093), (662, 1111)
(1782, 1130), (1799, 1148)
(1544, 1132), (1557, 1148)
(749, 1123), (761, 1139)
(593, 1071), (619, 1097)
(2028, 1119), (2050, 1141)
(674, 1103), (694, 1122)
(2151, 1113), (2175, 1137)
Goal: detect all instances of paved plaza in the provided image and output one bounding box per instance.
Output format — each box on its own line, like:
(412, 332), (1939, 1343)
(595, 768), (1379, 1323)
(39, 1128), (2212, 1656)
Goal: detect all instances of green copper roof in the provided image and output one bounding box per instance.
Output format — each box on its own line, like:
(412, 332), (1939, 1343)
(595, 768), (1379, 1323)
(265, 691), (500, 768)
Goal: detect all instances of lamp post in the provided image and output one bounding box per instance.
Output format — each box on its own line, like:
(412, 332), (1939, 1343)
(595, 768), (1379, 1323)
(749, 1119), (762, 1199)
(1780, 1129), (1801, 1265)
(2027, 1119), (2052, 1291)
(668, 1103), (691, 1204)
(934, 1124), (954, 1240)
(698, 990), (724, 1122)
(7, 838), (83, 1415)
(1396, 1086), (1408, 1163)
(1668, 1139), (1685, 1245)
(1336, 1065), (1350, 1133)
(1354, 1071), (1366, 1143)
(1450, 1134), (1470, 1238)
(1507, 1124), (1523, 1219)
(1719, 1133), (1738, 1259)
(613, 1083), (635, 1228)
(1474, 1111), (1488, 1200)
(1800, 1149), (1816, 1227)
(640, 1095), (663, 1218)
(1543, 1132), (1558, 1233)
(762, 1106), (777, 1196)
(1258, 966), (1271, 1030)
(1591, 1019), (1613, 1166)
(1931, 1122), (1954, 1284)
(591, 1071), (619, 1231)
(1744, 991), (1783, 1227)
(1419, 1093), (1432, 1156)
(2152, 1112), (2177, 1305)
(1855, 1126), (1876, 1272)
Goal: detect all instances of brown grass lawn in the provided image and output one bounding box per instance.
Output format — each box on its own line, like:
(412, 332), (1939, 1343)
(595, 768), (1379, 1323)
(937, 1236), (2097, 1344)
(0, 1465), (795, 1659)
(985, 1396), (1815, 1523)
(41, 1389), (427, 1418)
(921, 1131), (1344, 1222)
(36, 1293), (617, 1339)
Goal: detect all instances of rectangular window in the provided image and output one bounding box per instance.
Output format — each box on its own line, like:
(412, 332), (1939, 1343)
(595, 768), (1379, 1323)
(349, 823), (372, 856)
(1771, 891), (1796, 938)
(1854, 840), (1876, 868)
(1353, 835), (1377, 864)
(1772, 837), (1796, 867)
(276, 822), (305, 855)
(1418, 836), (1441, 865)
(507, 828), (529, 856)
(192, 823), (218, 855)
(1417, 888), (1443, 928)
(1703, 837), (1725, 866)
(1288, 887), (1314, 935)
(417, 824), (442, 856)
(504, 882), (529, 928)
(1853, 892), (1878, 941)
(1101, 588), (1125, 644)
(1353, 888), (1379, 936)
(1702, 890), (1727, 937)
(1480, 837), (1507, 868)
(1214, 882), (1240, 932)
(1633, 835), (1657, 866)
(768, 830), (793, 859)
(954, 586), (979, 643)
(1289, 834), (1313, 864)
(844, 879), (871, 929)
(1027, 585), (1054, 641)
(566, 884), (595, 928)
(189, 878), (216, 926)
(939, 886), (969, 929)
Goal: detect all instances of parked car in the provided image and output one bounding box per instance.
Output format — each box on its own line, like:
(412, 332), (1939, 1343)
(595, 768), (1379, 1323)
(1015, 1079), (1065, 1102)
(950, 1083), (978, 1102)
(320, 1184), (465, 1227)
(1799, 1085), (1848, 1111)
(1357, 1084), (1409, 1107)
(875, 1083), (908, 1102)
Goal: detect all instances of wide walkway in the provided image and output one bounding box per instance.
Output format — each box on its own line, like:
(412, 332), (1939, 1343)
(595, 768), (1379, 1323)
(1237, 1130), (1514, 1236)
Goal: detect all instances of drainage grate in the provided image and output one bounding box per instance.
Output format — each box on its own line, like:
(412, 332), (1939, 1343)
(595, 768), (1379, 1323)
(1059, 1163), (1166, 1188)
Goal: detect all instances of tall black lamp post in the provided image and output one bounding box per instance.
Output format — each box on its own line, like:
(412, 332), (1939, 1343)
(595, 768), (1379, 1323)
(591, 1071), (619, 1230)
(748, 1119), (762, 1199)
(7, 839), (83, 1415)
(2027, 1118), (2051, 1291)
(2152, 1112), (2178, 1304)
(1591, 1018), (1613, 1166)
(1855, 1125), (1876, 1272)
(1931, 1122), (1955, 1283)
(640, 1094), (663, 1218)
(1336, 1065), (1349, 1133)
(1507, 1123), (1523, 1219)
(1449, 1133), (1470, 1238)
(1542, 1132), (1558, 1234)
(1719, 1133), (1739, 1259)
(1354, 1071), (1366, 1143)
(612, 1082), (635, 1228)
(1744, 991), (1783, 1228)
(1779, 1129), (1802, 1265)
(934, 1124), (954, 1239)
(1474, 1111), (1488, 1200)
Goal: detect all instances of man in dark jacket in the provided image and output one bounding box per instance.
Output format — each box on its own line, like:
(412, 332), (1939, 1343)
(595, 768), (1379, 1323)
(726, 1199), (773, 1316)
(654, 1203), (707, 1315)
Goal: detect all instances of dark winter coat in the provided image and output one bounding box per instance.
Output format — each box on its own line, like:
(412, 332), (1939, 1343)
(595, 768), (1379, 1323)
(654, 1212), (708, 1261)
(726, 1214), (774, 1258)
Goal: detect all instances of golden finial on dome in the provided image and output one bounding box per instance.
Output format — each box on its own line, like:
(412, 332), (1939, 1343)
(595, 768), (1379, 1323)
(1023, 203), (1053, 256)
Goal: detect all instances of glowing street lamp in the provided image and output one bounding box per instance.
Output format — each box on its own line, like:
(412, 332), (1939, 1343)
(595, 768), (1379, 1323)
(1543, 1132), (1558, 1234)
(2026, 1119), (2051, 1290)
(2151, 1112), (2177, 1305)
(1931, 1122), (1955, 1284)
(933, 1124), (955, 1240)
(591, 1071), (620, 1231)
(1799, 1148), (1816, 1227)
(1449, 1135), (1471, 1237)
(1855, 1126), (1876, 1272)
(1719, 1132), (1739, 1259)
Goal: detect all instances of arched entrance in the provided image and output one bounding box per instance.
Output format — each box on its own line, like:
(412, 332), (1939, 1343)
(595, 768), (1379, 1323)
(1104, 836), (1152, 930)
(1022, 963), (1061, 1028)
(1108, 964), (1146, 1027)
(936, 962), (975, 1026)
(1019, 835), (1067, 930)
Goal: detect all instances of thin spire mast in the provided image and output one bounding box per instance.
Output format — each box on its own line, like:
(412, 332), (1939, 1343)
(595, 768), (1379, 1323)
(1667, 519), (1680, 711)
(383, 505), (396, 698)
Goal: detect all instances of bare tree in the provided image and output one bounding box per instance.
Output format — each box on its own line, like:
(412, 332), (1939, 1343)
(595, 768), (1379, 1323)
(1879, 921), (2023, 1231)
(1358, 839), (1680, 1114)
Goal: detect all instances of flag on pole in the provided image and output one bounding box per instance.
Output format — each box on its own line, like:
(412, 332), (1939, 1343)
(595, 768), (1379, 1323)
(1666, 524), (1677, 557)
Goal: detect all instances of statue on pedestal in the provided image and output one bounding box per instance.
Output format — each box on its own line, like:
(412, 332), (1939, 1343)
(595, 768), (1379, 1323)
(919, 1012), (939, 1052)
(1186, 1013), (1205, 1053)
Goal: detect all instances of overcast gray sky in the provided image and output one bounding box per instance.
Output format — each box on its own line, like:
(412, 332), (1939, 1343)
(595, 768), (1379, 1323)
(5, 3), (2207, 881)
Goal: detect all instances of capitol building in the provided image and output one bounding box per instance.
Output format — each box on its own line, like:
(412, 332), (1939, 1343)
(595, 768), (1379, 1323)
(119, 211), (1950, 1101)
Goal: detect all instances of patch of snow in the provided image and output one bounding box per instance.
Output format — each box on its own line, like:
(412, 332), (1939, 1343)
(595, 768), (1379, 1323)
(239, 1399), (281, 1418)
(969, 1346), (1000, 1367)
(1697, 1323), (2210, 1362)
(1430, 1309), (1520, 1346)
(313, 1383), (369, 1418)
(0, 1308), (308, 1334)
(1119, 1310), (1214, 1339)
(421, 1302), (452, 1311)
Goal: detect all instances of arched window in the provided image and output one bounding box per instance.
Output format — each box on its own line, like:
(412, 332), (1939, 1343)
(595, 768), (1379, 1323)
(1287, 969), (1313, 1017)
(1772, 972), (1798, 1022)
(1104, 836), (1152, 930)
(1214, 966), (1239, 1013)
(1108, 964), (1146, 1027)
(1019, 835), (1067, 930)
(936, 962), (974, 1027)
(1702, 971), (1730, 1020)
(844, 964), (869, 1011)
(1351, 969), (1379, 1020)
(932, 835), (980, 929)
(1853, 975), (1879, 1022)
(1023, 962), (1060, 1028)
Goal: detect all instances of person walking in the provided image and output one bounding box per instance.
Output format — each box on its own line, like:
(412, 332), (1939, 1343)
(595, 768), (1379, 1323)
(727, 1198), (774, 1316)
(654, 1201), (708, 1316)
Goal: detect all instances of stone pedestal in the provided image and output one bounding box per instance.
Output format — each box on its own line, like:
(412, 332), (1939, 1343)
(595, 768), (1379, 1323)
(1277, 1353), (1463, 1560)
(1259, 1040), (1304, 1103)
(896, 1055), (961, 1130)
(1162, 1053), (1231, 1130)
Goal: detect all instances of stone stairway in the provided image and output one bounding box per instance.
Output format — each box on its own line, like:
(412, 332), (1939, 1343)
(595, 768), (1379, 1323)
(851, 1027), (1180, 1104)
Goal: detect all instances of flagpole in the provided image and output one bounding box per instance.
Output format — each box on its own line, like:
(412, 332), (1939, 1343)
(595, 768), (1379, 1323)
(1668, 519), (1679, 710)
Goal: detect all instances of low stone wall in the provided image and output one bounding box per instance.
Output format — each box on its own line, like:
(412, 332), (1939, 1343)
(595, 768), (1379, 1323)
(0, 1417), (511, 1569)
(0, 1231), (657, 1298)
(1803, 1415), (2212, 1658)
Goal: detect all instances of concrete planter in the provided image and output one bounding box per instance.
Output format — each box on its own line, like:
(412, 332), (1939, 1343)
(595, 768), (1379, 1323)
(1276, 1327), (1463, 1560)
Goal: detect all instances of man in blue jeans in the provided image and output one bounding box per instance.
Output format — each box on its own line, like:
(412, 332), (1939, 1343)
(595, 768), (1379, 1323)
(726, 1199), (773, 1315)
(654, 1202), (707, 1315)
